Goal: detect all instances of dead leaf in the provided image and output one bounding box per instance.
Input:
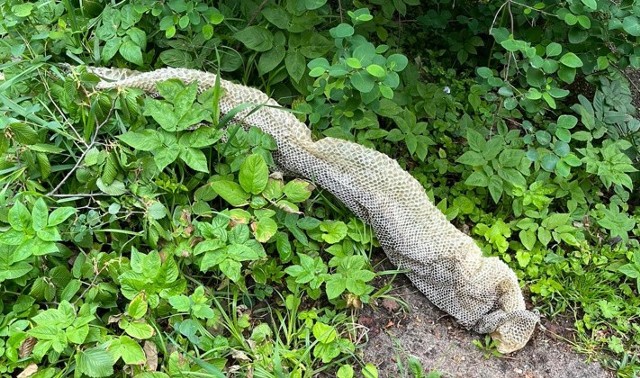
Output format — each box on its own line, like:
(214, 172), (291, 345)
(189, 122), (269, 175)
(144, 340), (158, 371)
(17, 363), (38, 378)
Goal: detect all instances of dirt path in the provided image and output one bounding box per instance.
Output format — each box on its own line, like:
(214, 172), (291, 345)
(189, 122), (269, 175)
(360, 276), (612, 378)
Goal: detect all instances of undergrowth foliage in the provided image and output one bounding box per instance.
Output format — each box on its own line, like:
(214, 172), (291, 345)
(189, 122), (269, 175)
(0, 0), (639, 377)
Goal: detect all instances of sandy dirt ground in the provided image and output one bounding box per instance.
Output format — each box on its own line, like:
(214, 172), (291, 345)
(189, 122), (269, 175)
(359, 276), (612, 378)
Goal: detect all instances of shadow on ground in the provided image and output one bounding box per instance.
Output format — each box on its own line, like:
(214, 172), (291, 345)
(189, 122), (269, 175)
(360, 276), (612, 378)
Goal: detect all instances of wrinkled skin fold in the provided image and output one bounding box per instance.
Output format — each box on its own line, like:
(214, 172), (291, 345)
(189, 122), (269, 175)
(74, 66), (539, 353)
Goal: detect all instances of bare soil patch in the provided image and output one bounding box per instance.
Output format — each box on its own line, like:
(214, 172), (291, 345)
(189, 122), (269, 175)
(360, 275), (612, 378)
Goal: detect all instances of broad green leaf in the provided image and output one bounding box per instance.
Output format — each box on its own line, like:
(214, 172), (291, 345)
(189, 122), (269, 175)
(219, 259), (242, 282)
(153, 145), (180, 171)
(180, 147), (209, 173)
(8, 201), (31, 231)
(124, 321), (155, 339)
(226, 244), (265, 261)
(12, 3), (34, 17)
(144, 99), (178, 131)
(239, 154), (269, 194)
(623, 16), (640, 36)
(235, 26), (273, 52)
(0, 262), (32, 282)
(312, 322), (337, 343)
(581, 0), (597, 10)
(545, 42), (562, 57)
(76, 347), (115, 378)
(211, 180), (250, 206)
(320, 221), (348, 244)
(128, 293), (148, 320)
(119, 39), (143, 65)
(365, 64), (386, 78)
(464, 171), (488, 187)
(386, 54), (408, 72)
(285, 50), (305, 82)
(330, 23), (354, 38)
(96, 178), (127, 196)
(113, 336), (146, 365)
(519, 230), (537, 251)
(262, 6), (290, 29)
(351, 71), (375, 93)
(258, 45), (286, 75)
(477, 67), (493, 78)
(31, 198), (48, 231)
(117, 130), (163, 151)
(283, 179), (313, 202)
(9, 123), (38, 144)
(66, 324), (90, 344)
(102, 37), (122, 62)
(559, 52), (583, 68)
(254, 217), (278, 242)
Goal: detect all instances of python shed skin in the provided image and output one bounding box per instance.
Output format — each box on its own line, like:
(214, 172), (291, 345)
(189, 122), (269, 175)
(81, 66), (539, 353)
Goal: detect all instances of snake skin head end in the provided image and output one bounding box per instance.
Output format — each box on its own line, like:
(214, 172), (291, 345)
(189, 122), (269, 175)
(490, 309), (540, 353)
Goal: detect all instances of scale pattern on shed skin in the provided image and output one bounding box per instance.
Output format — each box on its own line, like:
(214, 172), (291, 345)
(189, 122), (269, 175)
(81, 66), (539, 353)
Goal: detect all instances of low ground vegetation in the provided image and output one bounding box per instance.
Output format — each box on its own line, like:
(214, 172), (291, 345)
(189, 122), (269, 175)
(0, 0), (639, 377)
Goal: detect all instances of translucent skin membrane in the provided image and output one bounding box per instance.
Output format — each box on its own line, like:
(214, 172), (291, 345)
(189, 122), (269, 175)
(84, 66), (539, 353)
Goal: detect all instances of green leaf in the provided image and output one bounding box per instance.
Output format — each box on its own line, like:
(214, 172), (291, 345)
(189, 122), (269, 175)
(258, 45), (286, 75)
(337, 365), (355, 378)
(262, 6), (290, 29)
(180, 147), (209, 173)
(557, 115), (578, 129)
(362, 363), (379, 378)
(211, 180), (250, 206)
(227, 243), (265, 261)
(239, 154), (269, 194)
(477, 67), (493, 78)
(623, 16), (640, 36)
(285, 50), (306, 82)
(320, 221), (348, 244)
(465, 171), (488, 187)
(12, 3), (34, 17)
(581, 0), (597, 10)
(153, 145), (180, 171)
(0, 262), (32, 282)
(488, 175), (503, 203)
(312, 322), (337, 343)
(144, 99), (178, 131)
(386, 54), (408, 72)
(76, 347), (115, 378)
(365, 64), (386, 78)
(115, 336), (146, 365)
(123, 321), (155, 339)
(102, 38), (122, 62)
(127, 293), (148, 320)
(545, 42), (562, 57)
(31, 198), (48, 231)
(96, 178), (127, 196)
(10, 123), (38, 144)
(235, 26), (273, 52)
(119, 39), (143, 66)
(117, 130), (163, 151)
(219, 259), (242, 282)
(559, 52), (583, 68)
(254, 217), (278, 243)
(283, 179), (313, 202)
(8, 201), (31, 231)
(519, 230), (537, 251)
(330, 23), (354, 38)
(457, 151), (485, 166)
(618, 264), (640, 279)
(351, 71), (375, 93)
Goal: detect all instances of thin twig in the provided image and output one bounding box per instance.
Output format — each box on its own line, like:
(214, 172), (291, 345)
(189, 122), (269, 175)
(47, 98), (116, 196)
(246, 0), (269, 27)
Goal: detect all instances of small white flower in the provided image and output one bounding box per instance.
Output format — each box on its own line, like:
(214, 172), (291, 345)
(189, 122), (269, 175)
(443, 86), (451, 94)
